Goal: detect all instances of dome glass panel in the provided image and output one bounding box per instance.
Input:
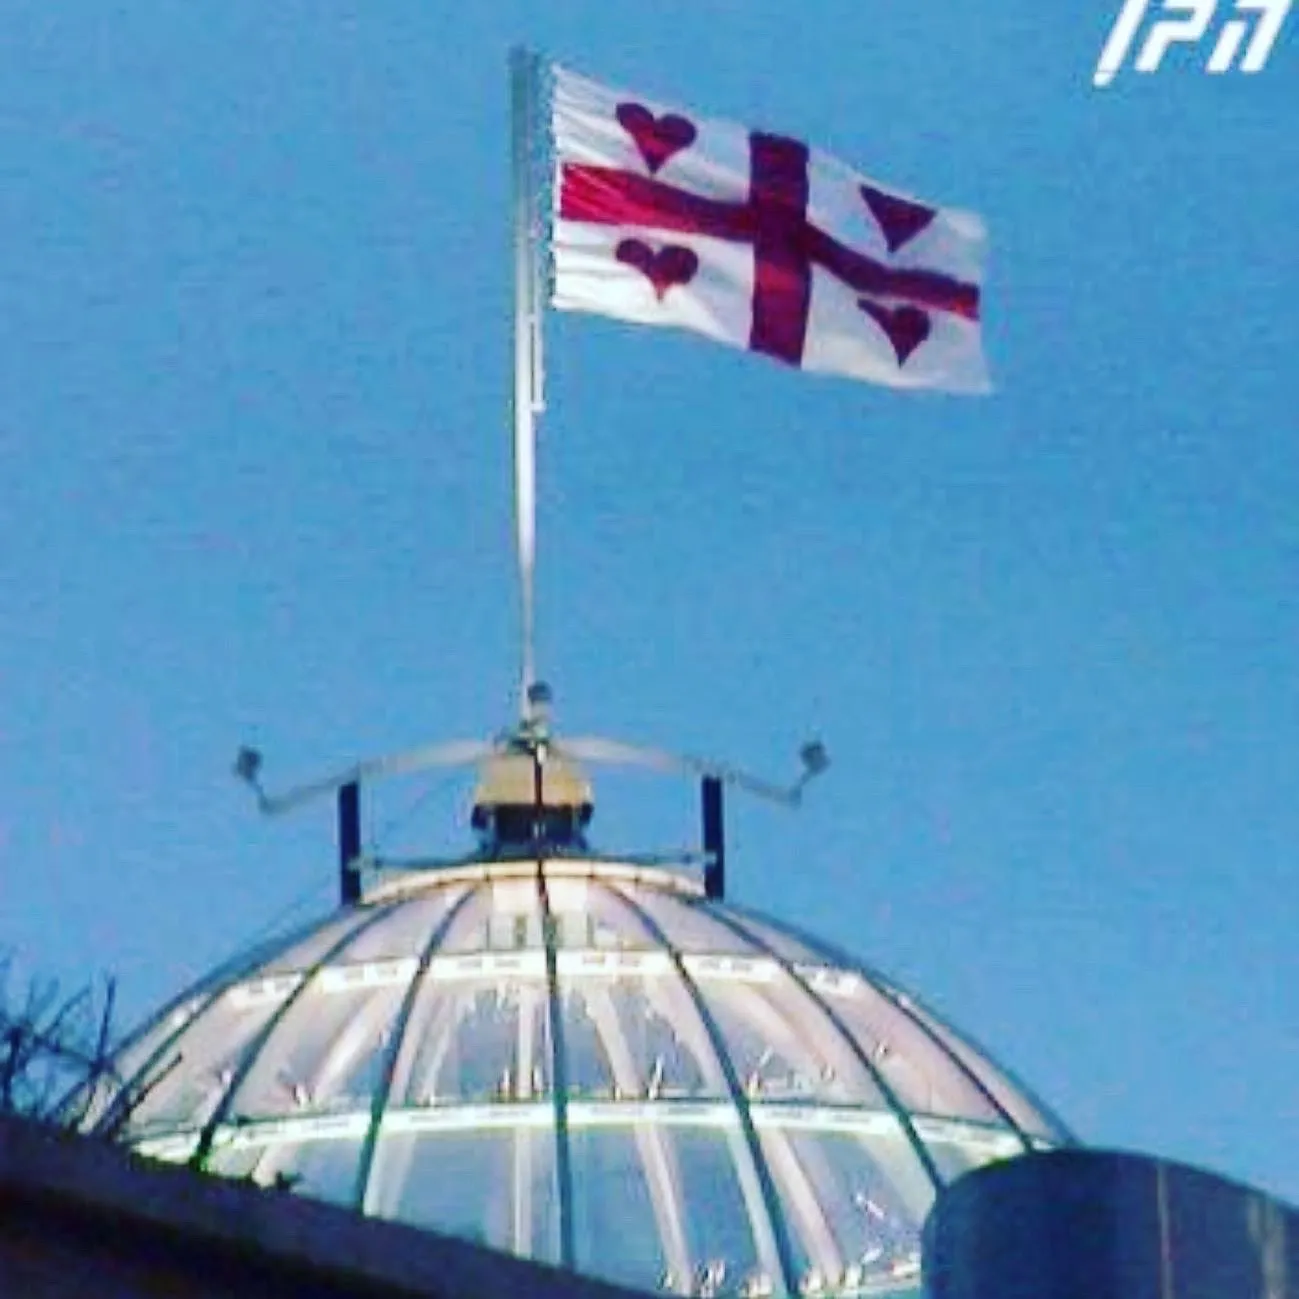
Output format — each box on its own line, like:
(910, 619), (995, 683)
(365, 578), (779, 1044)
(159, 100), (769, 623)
(85, 859), (1071, 1298)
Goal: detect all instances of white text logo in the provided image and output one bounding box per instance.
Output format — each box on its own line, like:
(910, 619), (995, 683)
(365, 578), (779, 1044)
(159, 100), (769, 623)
(1094, 0), (1291, 85)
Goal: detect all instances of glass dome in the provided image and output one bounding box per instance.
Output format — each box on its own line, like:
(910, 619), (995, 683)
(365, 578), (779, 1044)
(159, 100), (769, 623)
(83, 855), (1070, 1298)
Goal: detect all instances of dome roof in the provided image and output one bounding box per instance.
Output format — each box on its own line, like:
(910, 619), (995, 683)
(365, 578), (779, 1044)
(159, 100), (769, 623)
(84, 858), (1070, 1298)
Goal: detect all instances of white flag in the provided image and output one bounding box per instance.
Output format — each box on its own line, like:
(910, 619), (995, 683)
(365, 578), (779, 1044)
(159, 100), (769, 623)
(550, 66), (990, 393)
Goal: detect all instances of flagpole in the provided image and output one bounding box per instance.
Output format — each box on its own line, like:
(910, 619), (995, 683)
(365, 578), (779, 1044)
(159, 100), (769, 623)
(511, 47), (544, 723)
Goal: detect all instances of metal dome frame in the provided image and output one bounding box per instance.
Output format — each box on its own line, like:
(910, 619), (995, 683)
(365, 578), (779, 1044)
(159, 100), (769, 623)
(85, 850), (1072, 1299)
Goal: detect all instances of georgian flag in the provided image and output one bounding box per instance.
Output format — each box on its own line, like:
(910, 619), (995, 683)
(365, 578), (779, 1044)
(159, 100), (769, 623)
(550, 66), (990, 393)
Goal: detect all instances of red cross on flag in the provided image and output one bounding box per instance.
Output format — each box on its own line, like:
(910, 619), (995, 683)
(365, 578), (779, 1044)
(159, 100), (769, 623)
(551, 66), (990, 393)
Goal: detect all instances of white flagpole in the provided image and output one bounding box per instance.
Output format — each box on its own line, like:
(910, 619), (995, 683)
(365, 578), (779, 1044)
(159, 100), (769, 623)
(510, 47), (545, 722)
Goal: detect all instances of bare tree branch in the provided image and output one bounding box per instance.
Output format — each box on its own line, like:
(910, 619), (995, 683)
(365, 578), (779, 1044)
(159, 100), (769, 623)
(0, 951), (122, 1125)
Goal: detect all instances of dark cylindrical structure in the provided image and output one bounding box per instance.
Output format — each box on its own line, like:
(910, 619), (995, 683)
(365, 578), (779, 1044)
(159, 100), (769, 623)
(924, 1148), (1298, 1299)
(702, 775), (725, 899)
(337, 781), (361, 904)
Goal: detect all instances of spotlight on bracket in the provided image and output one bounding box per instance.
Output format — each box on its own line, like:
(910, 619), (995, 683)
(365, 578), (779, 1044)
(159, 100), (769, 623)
(233, 746), (267, 805)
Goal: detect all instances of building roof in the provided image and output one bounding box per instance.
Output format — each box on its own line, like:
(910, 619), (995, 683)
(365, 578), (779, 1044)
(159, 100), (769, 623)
(0, 1111), (652, 1299)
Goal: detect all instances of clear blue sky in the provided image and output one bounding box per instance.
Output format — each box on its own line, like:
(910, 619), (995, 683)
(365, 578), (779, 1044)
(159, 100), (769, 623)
(1, 1), (1296, 1205)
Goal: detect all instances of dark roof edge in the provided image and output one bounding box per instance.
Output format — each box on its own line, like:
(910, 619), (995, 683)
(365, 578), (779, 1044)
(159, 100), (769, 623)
(0, 1113), (650, 1299)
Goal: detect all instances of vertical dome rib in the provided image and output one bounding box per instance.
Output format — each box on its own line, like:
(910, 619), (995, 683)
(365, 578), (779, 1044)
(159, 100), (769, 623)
(91, 912), (330, 1138)
(862, 981), (1034, 1152)
(736, 908), (1040, 1151)
(190, 902), (401, 1171)
(578, 951), (692, 1287)
(536, 865), (576, 1269)
(509, 1003), (530, 1254)
(708, 905), (946, 1191)
(893, 993), (1073, 1144)
(611, 883), (799, 1298)
(94, 983), (228, 1140)
(354, 884), (480, 1212)
(761, 1130), (842, 1282)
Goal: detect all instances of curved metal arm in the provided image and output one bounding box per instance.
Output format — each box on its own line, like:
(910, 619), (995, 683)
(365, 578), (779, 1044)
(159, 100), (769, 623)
(233, 739), (495, 817)
(554, 736), (829, 808)
(233, 727), (828, 819)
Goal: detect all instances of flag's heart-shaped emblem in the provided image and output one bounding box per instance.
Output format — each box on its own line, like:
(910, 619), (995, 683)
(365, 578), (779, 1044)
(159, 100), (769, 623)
(858, 299), (931, 364)
(860, 183), (936, 254)
(617, 239), (699, 300)
(616, 102), (697, 174)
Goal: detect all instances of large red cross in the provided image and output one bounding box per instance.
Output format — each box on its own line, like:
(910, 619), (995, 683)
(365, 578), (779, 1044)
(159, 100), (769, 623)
(559, 105), (980, 367)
